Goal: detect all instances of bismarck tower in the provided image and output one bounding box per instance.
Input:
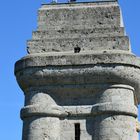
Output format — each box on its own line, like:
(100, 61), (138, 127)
(15, 0), (140, 140)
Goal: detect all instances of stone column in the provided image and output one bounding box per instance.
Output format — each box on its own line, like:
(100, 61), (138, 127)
(21, 91), (60, 140)
(91, 84), (138, 140)
(15, 1), (140, 140)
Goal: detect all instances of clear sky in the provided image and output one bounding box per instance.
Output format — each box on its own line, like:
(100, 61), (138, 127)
(0, 0), (140, 139)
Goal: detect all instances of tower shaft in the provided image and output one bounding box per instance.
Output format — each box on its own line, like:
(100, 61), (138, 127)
(15, 1), (140, 140)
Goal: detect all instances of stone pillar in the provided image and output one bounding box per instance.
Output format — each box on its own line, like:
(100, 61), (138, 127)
(21, 91), (60, 140)
(15, 1), (140, 140)
(91, 84), (138, 140)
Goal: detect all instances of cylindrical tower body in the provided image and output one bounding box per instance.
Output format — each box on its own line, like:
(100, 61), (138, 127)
(15, 1), (140, 140)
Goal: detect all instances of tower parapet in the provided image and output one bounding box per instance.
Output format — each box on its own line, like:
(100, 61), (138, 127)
(15, 1), (140, 140)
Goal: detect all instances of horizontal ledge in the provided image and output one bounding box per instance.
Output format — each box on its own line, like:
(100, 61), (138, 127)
(32, 27), (124, 40)
(27, 36), (129, 54)
(15, 51), (140, 73)
(24, 84), (134, 93)
(41, 1), (117, 7)
(21, 103), (137, 119)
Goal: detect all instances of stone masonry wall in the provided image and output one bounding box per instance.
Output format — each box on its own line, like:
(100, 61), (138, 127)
(15, 1), (140, 140)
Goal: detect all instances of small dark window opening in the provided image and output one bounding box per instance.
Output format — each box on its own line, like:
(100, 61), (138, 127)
(75, 123), (80, 140)
(74, 47), (81, 53)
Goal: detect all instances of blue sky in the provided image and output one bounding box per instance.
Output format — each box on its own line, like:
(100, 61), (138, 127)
(0, 0), (140, 139)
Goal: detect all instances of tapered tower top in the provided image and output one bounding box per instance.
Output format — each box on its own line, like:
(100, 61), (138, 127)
(27, 0), (124, 54)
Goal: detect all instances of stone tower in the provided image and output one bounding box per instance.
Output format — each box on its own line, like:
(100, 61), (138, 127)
(15, 1), (140, 140)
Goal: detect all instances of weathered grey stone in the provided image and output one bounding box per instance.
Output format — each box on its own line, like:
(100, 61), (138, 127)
(15, 51), (140, 70)
(22, 117), (60, 140)
(32, 27), (125, 40)
(15, 1), (140, 140)
(27, 1), (126, 54)
(38, 2), (121, 31)
(27, 36), (129, 53)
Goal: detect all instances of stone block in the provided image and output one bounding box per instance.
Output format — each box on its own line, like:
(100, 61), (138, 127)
(27, 36), (130, 53)
(38, 2), (121, 30)
(32, 27), (124, 40)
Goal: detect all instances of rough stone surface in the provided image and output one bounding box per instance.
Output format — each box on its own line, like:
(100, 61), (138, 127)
(32, 27), (125, 40)
(38, 2), (122, 31)
(15, 1), (140, 140)
(27, 36), (130, 53)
